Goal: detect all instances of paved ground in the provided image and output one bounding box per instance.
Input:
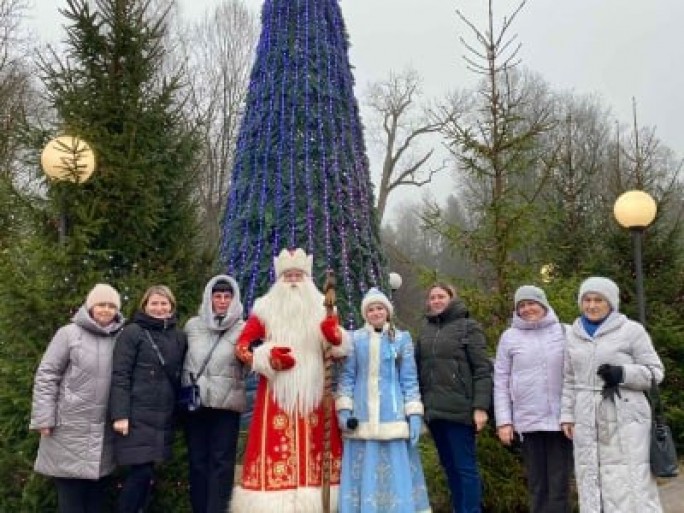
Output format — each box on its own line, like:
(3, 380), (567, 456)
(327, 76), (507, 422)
(660, 469), (684, 513)
(236, 465), (684, 510)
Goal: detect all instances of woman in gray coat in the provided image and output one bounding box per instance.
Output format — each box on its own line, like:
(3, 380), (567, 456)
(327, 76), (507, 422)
(182, 275), (246, 513)
(560, 277), (664, 512)
(30, 283), (124, 513)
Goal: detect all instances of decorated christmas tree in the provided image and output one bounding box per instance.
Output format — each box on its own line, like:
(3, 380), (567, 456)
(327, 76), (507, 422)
(220, 0), (386, 323)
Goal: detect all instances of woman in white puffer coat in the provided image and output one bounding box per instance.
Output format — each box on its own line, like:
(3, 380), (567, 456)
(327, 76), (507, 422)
(182, 275), (246, 513)
(560, 277), (664, 513)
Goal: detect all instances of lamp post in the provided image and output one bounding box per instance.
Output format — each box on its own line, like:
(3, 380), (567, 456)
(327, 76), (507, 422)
(613, 190), (657, 325)
(388, 272), (403, 300)
(40, 136), (96, 244)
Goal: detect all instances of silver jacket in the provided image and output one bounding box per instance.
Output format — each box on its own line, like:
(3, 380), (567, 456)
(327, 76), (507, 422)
(183, 275), (247, 412)
(30, 306), (124, 479)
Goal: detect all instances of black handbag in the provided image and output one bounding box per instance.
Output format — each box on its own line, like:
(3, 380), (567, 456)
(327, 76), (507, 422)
(645, 369), (679, 478)
(177, 330), (226, 412)
(178, 382), (202, 412)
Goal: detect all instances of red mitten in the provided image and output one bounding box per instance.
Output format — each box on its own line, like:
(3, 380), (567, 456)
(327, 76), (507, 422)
(320, 315), (342, 345)
(269, 346), (296, 371)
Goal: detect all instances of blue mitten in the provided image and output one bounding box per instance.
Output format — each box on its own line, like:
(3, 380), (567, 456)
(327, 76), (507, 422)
(337, 410), (352, 431)
(408, 415), (422, 446)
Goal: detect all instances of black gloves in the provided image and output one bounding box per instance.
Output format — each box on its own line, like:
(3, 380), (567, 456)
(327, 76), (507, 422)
(597, 364), (623, 401)
(597, 364), (624, 387)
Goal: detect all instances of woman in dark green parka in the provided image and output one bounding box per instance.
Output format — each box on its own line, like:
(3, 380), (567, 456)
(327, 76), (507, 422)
(415, 283), (492, 513)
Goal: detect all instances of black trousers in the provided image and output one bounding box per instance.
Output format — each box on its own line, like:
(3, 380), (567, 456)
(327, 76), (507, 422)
(185, 407), (241, 513)
(117, 462), (155, 513)
(521, 430), (574, 513)
(54, 477), (106, 513)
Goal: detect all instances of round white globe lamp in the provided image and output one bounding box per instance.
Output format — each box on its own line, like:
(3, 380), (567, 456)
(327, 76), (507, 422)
(41, 136), (96, 183)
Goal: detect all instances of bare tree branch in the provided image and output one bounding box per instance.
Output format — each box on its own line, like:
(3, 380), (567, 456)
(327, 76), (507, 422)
(364, 68), (449, 223)
(176, 0), (258, 258)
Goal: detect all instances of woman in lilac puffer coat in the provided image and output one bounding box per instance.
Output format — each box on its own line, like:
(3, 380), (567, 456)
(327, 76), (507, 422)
(493, 285), (572, 513)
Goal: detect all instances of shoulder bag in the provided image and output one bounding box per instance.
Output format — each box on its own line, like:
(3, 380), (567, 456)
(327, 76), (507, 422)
(646, 368), (679, 478)
(177, 330), (226, 412)
(143, 329), (200, 411)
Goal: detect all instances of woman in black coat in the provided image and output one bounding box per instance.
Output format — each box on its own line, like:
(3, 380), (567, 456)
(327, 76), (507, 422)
(109, 285), (187, 513)
(415, 282), (493, 513)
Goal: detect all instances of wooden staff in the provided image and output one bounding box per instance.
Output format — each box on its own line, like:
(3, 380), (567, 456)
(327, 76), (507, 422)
(321, 269), (336, 513)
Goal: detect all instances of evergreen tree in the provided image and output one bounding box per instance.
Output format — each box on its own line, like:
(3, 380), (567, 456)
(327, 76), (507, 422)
(219, 0), (387, 323)
(35, 0), (204, 307)
(0, 0), (203, 509)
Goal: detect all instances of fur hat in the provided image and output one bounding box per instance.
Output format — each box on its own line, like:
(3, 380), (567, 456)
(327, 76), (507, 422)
(274, 248), (313, 277)
(86, 283), (121, 310)
(578, 277), (620, 311)
(361, 287), (394, 321)
(514, 285), (550, 311)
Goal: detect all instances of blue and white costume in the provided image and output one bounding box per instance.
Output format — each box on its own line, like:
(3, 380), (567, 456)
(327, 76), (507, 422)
(336, 288), (431, 513)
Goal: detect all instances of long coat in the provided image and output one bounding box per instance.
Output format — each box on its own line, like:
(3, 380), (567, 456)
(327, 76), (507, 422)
(182, 274), (246, 411)
(560, 312), (664, 513)
(109, 311), (187, 466)
(30, 306), (124, 479)
(336, 325), (431, 513)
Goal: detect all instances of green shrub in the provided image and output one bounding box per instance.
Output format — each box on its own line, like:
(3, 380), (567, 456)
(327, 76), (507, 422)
(420, 430), (529, 513)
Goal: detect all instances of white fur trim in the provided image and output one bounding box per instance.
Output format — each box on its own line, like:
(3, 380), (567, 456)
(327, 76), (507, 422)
(273, 248), (313, 277)
(328, 328), (350, 358)
(252, 341), (277, 381)
(248, 281), (326, 416)
(404, 401), (424, 416)
(368, 330), (381, 422)
(230, 485), (338, 513)
(336, 396), (353, 411)
(343, 420), (409, 440)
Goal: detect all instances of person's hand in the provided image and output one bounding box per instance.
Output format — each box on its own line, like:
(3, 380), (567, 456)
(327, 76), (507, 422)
(408, 415), (422, 446)
(269, 346), (296, 371)
(497, 424), (514, 446)
(39, 427), (52, 437)
(337, 409), (352, 431)
(473, 408), (488, 432)
(561, 422), (574, 440)
(597, 364), (623, 387)
(320, 315), (342, 345)
(113, 419), (129, 436)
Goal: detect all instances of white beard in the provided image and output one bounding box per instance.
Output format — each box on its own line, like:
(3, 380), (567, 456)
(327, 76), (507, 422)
(252, 278), (326, 416)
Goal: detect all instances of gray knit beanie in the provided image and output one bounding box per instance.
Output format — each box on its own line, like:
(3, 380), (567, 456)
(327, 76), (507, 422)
(578, 277), (619, 311)
(514, 285), (550, 311)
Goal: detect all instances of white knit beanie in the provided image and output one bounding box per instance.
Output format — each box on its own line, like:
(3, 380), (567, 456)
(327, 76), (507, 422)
(86, 283), (121, 310)
(360, 287), (394, 321)
(578, 277), (619, 311)
(514, 285), (550, 311)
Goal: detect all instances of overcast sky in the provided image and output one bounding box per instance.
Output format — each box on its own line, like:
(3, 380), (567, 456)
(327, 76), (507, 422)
(28, 0), (684, 218)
